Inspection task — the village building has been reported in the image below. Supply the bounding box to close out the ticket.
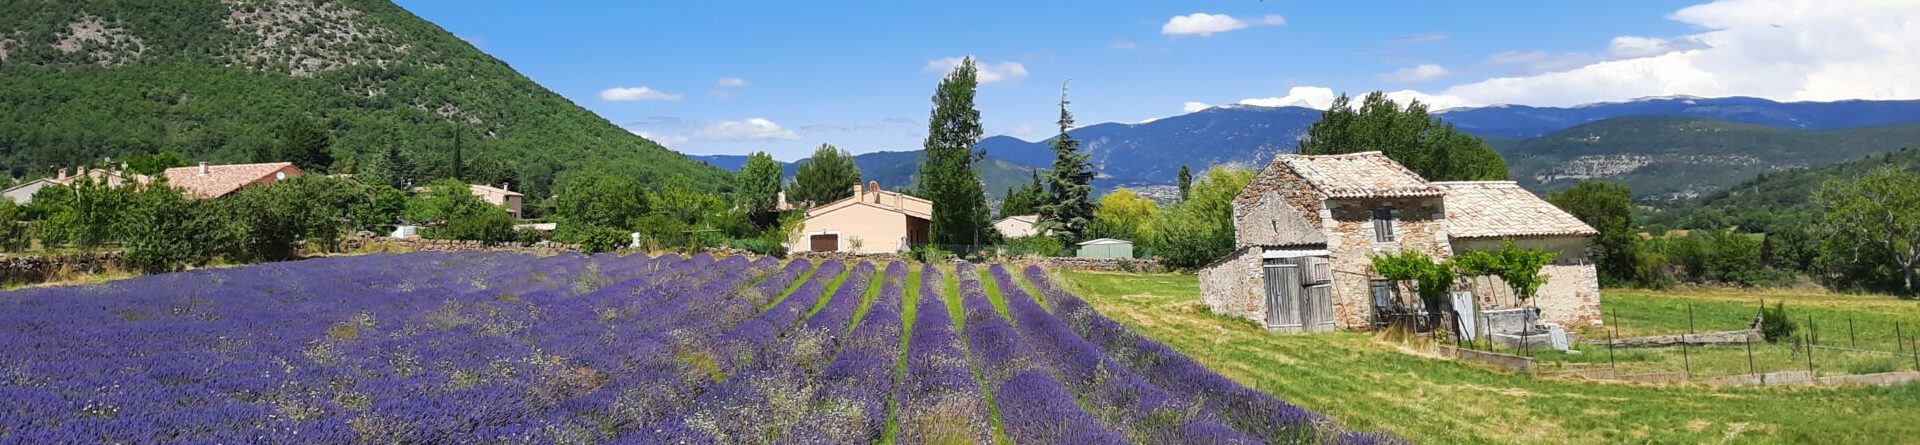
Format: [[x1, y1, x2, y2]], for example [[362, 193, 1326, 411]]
[[3, 167, 153, 204], [163, 162, 303, 199], [789, 181, 932, 255], [1198, 152, 1601, 333], [992, 214, 1043, 238], [466, 184, 525, 218], [1432, 181, 1602, 327]]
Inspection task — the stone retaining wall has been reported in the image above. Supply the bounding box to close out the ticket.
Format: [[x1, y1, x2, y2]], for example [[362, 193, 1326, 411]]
[[1017, 257, 1164, 273], [1439, 346, 1535, 374], [0, 252, 122, 284], [340, 237, 583, 256], [1609, 328, 1761, 348]]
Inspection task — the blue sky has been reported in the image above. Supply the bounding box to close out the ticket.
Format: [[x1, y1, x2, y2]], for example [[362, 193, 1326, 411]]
[[394, 0, 1920, 160]]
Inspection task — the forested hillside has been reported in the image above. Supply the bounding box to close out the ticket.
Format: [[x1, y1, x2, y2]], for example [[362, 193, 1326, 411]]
[[691, 151, 1039, 201], [0, 0, 727, 198], [1643, 148, 1920, 232], [1499, 117, 1920, 198]]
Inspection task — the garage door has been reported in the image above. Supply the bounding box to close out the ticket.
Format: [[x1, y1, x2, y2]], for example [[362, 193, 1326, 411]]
[[809, 234, 839, 252]]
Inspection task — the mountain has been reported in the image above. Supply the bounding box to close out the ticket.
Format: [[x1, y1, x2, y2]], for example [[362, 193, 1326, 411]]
[[0, 0, 727, 198], [977, 105, 1321, 189], [1642, 147, 1920, 232], [1438, 96, 1920, 139], [1499, 117, 1920, 199], [690, 151, 1040, 202]]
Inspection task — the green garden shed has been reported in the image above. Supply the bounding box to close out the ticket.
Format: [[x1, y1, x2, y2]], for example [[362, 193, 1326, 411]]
[[1075, 238, 1134, 259]]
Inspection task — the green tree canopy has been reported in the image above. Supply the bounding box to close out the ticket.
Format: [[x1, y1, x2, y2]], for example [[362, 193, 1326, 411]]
[[1177, 165, 1193, 201], [1818, 166, 1920, 295], [999, 172, 1046, 218], [1089, 187, 1157, 242], [267, 118, 335, 172], [1147, 166, 1255, 269], [790, 144, 862, 208], [120, 182, 238, 273], [1298, 91, 1509, 181], [555, 172, 651, 230], [1548, 181, 1638, 286], [918, 57, 990, 246], [734, 151, 783, 228]]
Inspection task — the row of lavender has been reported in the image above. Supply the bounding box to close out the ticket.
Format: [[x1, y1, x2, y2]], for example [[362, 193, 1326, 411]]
[[0, 253, 1388, 444]]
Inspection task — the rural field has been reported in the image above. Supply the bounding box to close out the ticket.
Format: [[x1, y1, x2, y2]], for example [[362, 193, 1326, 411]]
[[0, 252, 1398, 444], [1056, 271, 1920, 444]]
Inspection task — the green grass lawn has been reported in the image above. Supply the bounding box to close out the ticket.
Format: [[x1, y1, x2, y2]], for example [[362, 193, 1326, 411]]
[[1056, 270, 1920, 444]]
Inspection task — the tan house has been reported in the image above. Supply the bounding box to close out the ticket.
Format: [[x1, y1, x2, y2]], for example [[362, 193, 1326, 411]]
[[163, 162, 303, 199], [790, 181, 932, 255], [1198, 152, 1600, 332], [993, 214, 1043, 238], [4, 167, 154, 204], [1433, 181, 1601, 326], [467, 184, 525, 218]]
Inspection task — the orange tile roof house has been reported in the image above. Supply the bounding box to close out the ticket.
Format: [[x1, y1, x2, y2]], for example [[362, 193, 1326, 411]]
[[467, 184, 525, 218], [163, 162, 303, 199], [790, 181, 932, 255], [1198, 152, 1600, 333]]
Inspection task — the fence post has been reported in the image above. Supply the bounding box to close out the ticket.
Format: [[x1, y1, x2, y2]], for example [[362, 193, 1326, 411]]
[[1746, 331, 1757, 384], [1898, 322, 1906, 354], [1806, 332, 1816, 378], [1849, 315, 1857, 350], [1607, 324, 1617, 376], [1681, 304, 1694, 379]]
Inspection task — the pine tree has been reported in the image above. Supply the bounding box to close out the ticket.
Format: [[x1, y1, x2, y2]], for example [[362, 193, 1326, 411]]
[[999, 171, 1045, 217], [1298, 91, 1508, 181], [1177, 165, 1193, 201], [1038, 83, 1096, 241], [790, 143, 862, 207], [918, 57, 989, 247]]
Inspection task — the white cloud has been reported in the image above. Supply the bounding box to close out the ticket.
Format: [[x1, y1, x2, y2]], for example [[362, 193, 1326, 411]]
[[710, 77, 748, 98], [694, 118, 801, 141], [923, 57, 1029, 83], [1380, 64, 1451, 82], [1392, 33, 1448, 44], [630, 129, 688, 147], [599, 86, 683, 102], [1234, 86, 1476, 111], [1008, 124, 1039, 139], [1161, 13, 1284, 36], [1449, 0, 1920, 106], [1182, 101, 1211, 113], [1109, 40, 1138, 50]]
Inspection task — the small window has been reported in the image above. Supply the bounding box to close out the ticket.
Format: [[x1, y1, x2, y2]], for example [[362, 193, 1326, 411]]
[[1371, 207, 1396, 242], [1370, 279, 1398, 309]]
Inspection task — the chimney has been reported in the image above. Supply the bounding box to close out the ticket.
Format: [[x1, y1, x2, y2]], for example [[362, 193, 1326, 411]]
[[198, 162, 210, 176], [57, 168, 67, 181]]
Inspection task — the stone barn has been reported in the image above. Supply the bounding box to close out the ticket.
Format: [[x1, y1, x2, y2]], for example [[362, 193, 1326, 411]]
[[1432, 181, 1602, 327], [1198, 152, 1602, 332]]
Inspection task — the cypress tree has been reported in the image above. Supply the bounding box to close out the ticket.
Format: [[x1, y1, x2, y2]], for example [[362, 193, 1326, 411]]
[[1038, 83, 1096, 241], [450, 127, 464, 181], [918, 57, 989, 247]]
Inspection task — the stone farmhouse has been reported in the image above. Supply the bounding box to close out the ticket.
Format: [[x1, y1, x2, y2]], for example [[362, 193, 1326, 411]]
[[466, 183, 525, 218], [789, 181, 932, 255], [1199, 152, 1600, 333]]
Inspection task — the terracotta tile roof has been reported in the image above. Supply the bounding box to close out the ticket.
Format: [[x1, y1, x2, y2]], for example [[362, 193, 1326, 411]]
[[162, 162, 300, 198], [1277, 152, 1443, 198], [1434, 181, 1598, 239]]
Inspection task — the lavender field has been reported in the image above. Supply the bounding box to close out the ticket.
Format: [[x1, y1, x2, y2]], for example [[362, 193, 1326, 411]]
[[0, 252, 1390, 444]]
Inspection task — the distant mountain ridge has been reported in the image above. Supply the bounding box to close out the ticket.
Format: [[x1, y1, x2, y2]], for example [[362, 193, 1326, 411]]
[[690, 151, 1039, 201], [1437, 96, 1920, 139]]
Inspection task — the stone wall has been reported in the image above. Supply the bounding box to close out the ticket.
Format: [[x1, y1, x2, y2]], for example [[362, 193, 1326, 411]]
[[1453, 237, 1603, 327], [1609, 328, 1760, 348], [1323, 196, 1451, 330], [0, 252, 121, 284], [1018, 257, 1164, 273], [1233, 162, 1327, 246], [1198, 246, 1266, 324]]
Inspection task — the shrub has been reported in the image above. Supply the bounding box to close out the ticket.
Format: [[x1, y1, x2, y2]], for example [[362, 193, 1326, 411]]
[[1760, 302, 1797, 343], [120, 186, 238, 274], [573, 226, 630, 253], [725, 237, 784, 257], [510, 227, 547, 246], [908, 245, 952, 262]]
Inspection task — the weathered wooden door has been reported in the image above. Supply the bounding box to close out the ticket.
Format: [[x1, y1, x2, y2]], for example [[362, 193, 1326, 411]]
[[1263, 259, 1303, 332], [1303, 284, 1335, 332], [809, 234, 839, 252]]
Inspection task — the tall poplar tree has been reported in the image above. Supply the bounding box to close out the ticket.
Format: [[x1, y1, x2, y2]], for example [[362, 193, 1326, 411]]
[[1177, 165, 1193, 201], [1038, 83, 1096, 241], [918, 58, 989, 247]]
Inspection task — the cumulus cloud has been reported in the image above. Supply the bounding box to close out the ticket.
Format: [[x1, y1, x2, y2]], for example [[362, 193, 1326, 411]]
[[1161, 13, 1284, 36], [1450, 0, 1920, 106], [694, 118, 801, 141], [923, 57, 1029, 83], [1183, 102, 1211, 113], [1007, 124, 1039, 139], [630, 129, 688, 147], [1234, 86, 1476, 110], [800, 117, 918, 133], [599, 86, 683, 102], [1380, 64, 1451, 82]]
